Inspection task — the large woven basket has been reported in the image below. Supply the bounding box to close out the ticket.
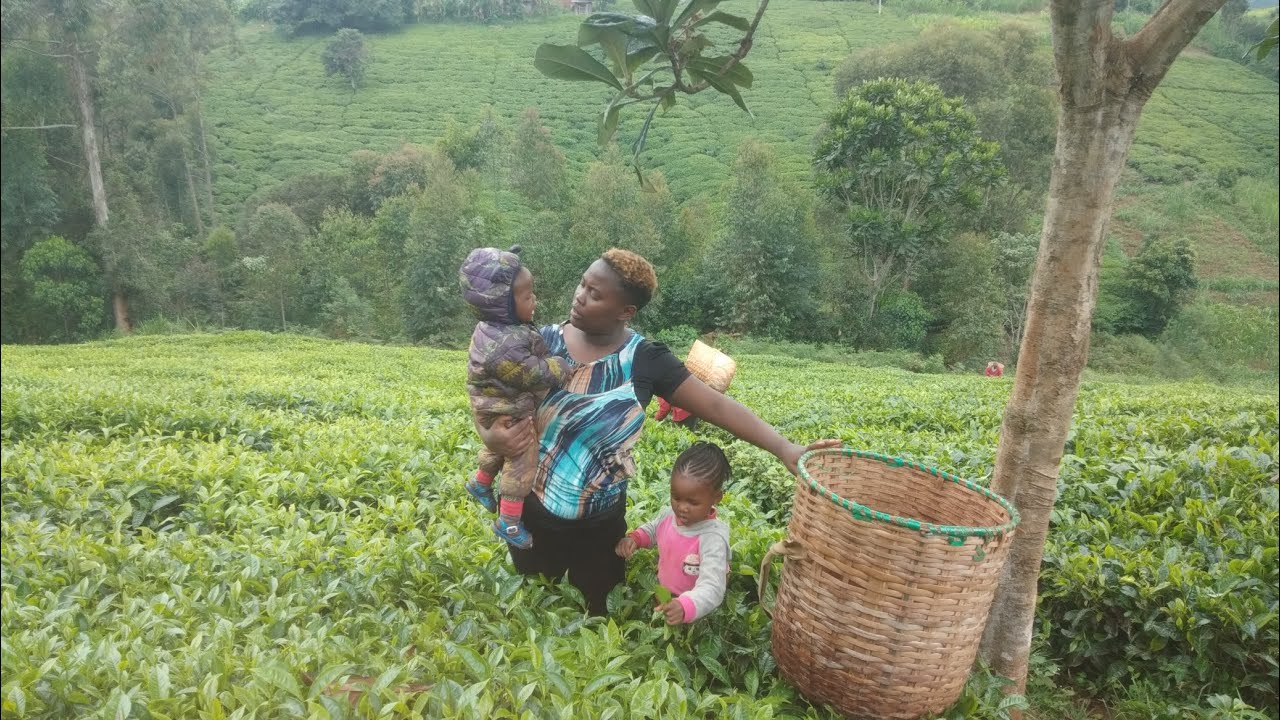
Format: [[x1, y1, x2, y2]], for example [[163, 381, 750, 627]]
[[685, 340, 737, 393], [759, 449, 1020, 719]]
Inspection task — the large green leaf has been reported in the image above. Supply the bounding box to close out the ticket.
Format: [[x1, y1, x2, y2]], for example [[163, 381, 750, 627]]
[[693, 10, 750, 31], [688, 67, 751, 114], [632, 0, 660, 18], [687, 56, 753, 88], [600, 100, 622, 145], [673, 0, 725, 28], [534, 44, 623, 90], [626, 44, 661, 73], [579, 25, 630, 71]]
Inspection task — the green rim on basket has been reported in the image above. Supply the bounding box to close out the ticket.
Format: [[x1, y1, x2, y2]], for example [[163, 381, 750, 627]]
[[797, 448, 1021, 545]]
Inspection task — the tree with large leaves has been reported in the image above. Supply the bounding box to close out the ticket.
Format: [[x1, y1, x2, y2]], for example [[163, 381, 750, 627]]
[[813, 78, 1006, 321], [978, 0, 1232, 698], [534, 0, 767, 181]]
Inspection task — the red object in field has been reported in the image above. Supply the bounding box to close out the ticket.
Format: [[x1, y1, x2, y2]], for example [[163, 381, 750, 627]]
[[984, 362, 1005, 377], [655, 397, 693, 423]]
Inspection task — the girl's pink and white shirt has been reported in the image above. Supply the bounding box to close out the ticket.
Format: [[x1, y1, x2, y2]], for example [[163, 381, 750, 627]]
[[630, 506, 730, 622]]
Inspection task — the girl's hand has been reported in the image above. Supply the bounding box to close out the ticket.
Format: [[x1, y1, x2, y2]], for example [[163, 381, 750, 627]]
[[778, 438, 843, 476], [615, 537, 638, 559], [655, 599, 685, 625], [475, 415, 535, 456]]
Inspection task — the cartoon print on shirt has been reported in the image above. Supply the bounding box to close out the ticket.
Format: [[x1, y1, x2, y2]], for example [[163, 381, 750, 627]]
[[682, 553, 701, 577]]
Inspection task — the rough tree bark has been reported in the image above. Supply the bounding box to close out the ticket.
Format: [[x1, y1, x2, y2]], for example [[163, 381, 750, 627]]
[[67, 36, 132, 333], [978, 0, 1227, 696]]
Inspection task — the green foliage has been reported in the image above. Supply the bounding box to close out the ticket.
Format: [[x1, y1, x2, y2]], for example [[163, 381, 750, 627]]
[[510, 107, 569, 209], [320, 276, 375, 338], [815, 78, 1006, 320], [938, 663, 1029, 720], [269, 0, 411, 33], [1123, 237, 1198, 334], [2, 334, 1274, 718], [413, 0, 549, 24], [17, 236, 104, 342], [242, 202, 308, 328], [922, 232, 1005, 366], [239, 170, 354, 233], [833, 21, 1055, 195], [1161, 300, 1279, 378], [1098, 237, 1198, 337], [400, 150, 506, 341], [535, 0, 767, 179], [322, 28, 370, 90], [437, 107, 509, 173], [1246, 15, 1278, 62], [1039, 403, 1279, 709], [703, 140, 819, 338], [536, 152, 673, 305], [860, 289, 932, 352]]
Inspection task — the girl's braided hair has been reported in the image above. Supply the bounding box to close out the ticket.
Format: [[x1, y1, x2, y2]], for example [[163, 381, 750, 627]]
[[672, 441, 732, 491], [601, 248, 657, 310]]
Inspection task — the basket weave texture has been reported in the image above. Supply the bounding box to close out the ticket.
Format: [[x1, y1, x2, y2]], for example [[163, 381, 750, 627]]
[[768, 449, 1018, 719], [685, 340, 736, 392]]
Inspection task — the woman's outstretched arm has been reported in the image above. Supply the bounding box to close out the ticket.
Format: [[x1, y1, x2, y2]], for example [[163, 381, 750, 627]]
[[668, 377, 840, 475]]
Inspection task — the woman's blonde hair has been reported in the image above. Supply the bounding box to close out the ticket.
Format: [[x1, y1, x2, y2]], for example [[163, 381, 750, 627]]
[[601, 248, 657, 309]]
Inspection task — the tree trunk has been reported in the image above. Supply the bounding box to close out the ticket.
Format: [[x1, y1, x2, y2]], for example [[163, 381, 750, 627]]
[[194, 89, 218, 225], [180, 142, 206, 236], [68, 38, 132, 334], [68, 43, 108, 228], [978, 0, 1227, 697]]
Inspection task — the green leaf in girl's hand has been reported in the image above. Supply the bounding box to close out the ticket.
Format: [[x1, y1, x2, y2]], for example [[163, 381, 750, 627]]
[[655, 586, 672, 604]]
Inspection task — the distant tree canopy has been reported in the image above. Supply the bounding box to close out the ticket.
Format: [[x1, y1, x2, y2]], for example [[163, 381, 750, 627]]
[[322, 29, 370, 89], [834, 22, 1056, 229]]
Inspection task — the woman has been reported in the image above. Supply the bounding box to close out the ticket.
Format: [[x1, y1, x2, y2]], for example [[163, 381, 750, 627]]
[[475, 248, 838, 615]]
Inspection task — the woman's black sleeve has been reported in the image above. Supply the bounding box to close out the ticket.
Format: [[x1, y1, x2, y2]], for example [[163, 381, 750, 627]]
[[632, 340, 692, 408]]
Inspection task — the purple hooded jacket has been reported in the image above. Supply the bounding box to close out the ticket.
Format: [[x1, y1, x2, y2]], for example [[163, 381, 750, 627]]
[[459, 246, 570, 422]]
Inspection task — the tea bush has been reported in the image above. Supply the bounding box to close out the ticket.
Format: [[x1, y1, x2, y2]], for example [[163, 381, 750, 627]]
[[2, 333, 1276, 717]]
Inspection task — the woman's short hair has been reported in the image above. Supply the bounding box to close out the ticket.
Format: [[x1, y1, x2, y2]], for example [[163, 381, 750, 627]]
[[601, 248, 657, 310], [672, 441, 732, 491]]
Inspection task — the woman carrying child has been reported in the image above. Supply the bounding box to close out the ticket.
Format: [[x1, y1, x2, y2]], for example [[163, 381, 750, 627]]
[[474, 248, 838, 615]]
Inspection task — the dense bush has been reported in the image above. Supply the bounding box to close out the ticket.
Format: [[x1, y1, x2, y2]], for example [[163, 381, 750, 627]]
[[1041, 402, 1278, 709]]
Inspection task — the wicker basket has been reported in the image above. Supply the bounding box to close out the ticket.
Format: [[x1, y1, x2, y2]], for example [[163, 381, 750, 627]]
[[685, 340, 737, 393], [758, 449, 1020, 719]]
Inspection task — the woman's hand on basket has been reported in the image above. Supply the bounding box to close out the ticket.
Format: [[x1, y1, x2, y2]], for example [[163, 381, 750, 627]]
[[779, 439, 843, 476], [475, 415, 535, 456]]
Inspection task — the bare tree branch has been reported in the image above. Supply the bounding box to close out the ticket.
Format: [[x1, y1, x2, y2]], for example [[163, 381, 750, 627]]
[[2, 123, 77, 130], [1126, 0, 1228, 91], [6, 39, 74, 58]]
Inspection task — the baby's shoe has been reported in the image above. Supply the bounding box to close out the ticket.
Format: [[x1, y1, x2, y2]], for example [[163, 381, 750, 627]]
[[465, 475, 497, 513], [493, 517, 533, 549]]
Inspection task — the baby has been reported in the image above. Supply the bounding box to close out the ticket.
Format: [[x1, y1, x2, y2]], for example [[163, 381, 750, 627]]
[[616, 442, 732, 624], [459, 245, 569, 549]]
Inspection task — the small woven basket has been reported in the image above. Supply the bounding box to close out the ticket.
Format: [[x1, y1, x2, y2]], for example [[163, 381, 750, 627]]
[[758, 449, 1019, 719], [685, 340, 737, 393]]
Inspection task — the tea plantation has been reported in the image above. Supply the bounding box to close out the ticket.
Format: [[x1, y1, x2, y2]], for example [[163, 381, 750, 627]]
[[2, 333, 1276, 718], [203, 2, 1280, 295]]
